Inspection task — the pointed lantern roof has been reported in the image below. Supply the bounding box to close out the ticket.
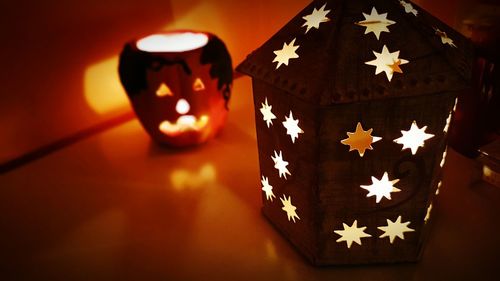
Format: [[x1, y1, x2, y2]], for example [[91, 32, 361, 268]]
[[237, 0, 474, 105]]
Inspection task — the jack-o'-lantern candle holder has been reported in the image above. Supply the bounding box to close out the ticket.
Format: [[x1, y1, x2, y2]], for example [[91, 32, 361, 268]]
[[119, 31, 233, 147], [238, 0, 473, 265]]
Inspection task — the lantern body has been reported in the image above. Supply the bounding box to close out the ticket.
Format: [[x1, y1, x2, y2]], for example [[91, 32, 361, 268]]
[[119, 31, 232, 147], [238, 0, 473, 265], [251, 82, 457, 264]]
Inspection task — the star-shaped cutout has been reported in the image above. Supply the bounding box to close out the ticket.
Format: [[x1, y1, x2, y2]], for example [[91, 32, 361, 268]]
[[365, 45, 409, 82], [394, 121, 435, 155], [341, 122, 382, 157], [260, 98, 276, 128], [302, 3, 331, 34], [282, 111, 304, 143], [399, 1, 418, 16], [280, 195, 300, 223], [424, 203, 433, 223], [361, 172, 401, 203], [355, 7, 396, 40], [273, 38, 300, 69], [261, 176, 276, 202], [272, 150, 291, 179], [435, 28, 457, 48], [389, 59, 404, 74], [378, 216, 415, 243], [334, 220, 372, 248]]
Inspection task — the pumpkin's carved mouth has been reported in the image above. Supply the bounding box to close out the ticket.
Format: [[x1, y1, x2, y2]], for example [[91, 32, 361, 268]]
[[159, 115, 209, 137]]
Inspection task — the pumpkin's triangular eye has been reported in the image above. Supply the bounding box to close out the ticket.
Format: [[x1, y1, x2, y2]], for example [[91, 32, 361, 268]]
[[156, 83, 174, 97], [193, 78, 205, 91]]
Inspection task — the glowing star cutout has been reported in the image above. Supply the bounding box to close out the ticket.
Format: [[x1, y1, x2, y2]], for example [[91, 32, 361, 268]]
[[435, 28, 457, 48], [399, 1, 418, 16], [378, 216, 415, 243], [365, 45, 409, 81], [193, 78, 205, 91], [156, 83, 173, 97], [389, 59, 404, 74], [361, 172, 401, 203], [424, 204, 433, 223], [394, 121, 435, 155], [341, 122, 381, 157], [355, 7, 396, 40], [365, 45, 409, 82], [272, 150, 291, 179], [261, 176, 276, 202], [334, 220, 371, 249], [302, 3, 331, 34], [280, 195, 300, 223], [273, 38, 300, 69], [282, 111, 304, 143], [260, 98, 277, 128]]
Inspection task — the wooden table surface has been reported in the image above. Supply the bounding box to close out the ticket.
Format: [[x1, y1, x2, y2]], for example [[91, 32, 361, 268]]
[[1, 77, 500, 281]]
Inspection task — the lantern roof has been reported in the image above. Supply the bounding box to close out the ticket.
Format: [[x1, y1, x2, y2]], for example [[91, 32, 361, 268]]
[[237, 0, 474, 105]]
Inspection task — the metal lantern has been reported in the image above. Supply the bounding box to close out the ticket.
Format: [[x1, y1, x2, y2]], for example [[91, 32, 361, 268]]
[[237, 0, 473, 265]]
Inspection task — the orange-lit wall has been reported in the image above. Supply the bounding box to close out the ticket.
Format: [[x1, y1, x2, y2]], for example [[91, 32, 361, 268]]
[[0, 0, 481, 163]]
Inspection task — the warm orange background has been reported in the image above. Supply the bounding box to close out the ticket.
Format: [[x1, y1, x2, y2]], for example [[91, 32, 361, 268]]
[[0, 0, 484, 163], [1, 1, 499, 280]]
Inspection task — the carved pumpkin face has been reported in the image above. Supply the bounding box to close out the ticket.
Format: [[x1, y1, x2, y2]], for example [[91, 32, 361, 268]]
[[119, 31, 233, 147]]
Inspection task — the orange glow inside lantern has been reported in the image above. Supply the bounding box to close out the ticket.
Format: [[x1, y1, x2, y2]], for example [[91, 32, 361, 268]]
[[118, 31, 233, 147]]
